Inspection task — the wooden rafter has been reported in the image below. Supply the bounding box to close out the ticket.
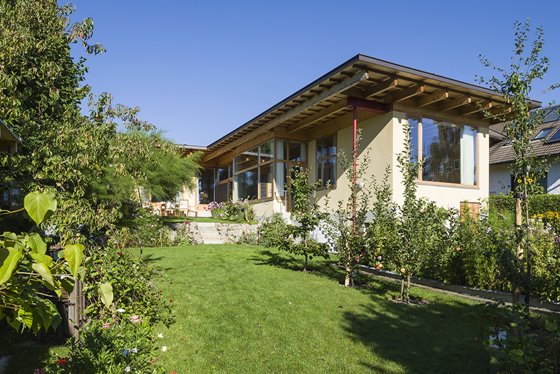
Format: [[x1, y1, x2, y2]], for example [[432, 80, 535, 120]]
[[417, 90, 449, 107], [385, 84, 425, 103], [439, 96, 472, 112], [460, 101, 492, 116], [354, 77, 398, 99], [287, 100, 348, 133], [203, 70, 369, 161]]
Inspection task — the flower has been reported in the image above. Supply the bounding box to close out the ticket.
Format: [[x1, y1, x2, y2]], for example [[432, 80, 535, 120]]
[[169, 299, 174, 303], [157, 333, 164, 338], [56, 358, 68, 366], [161, 346, 168, 352], [130, 315, 141, 323], [124, 366, 131, 372], [132, 348, 138, 354], [117, 308, 125, 313], [122, 348, 130, 356], [102, 322, 110, 329]]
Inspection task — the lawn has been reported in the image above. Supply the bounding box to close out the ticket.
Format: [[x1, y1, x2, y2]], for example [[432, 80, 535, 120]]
[[147, 244, 491, 373]]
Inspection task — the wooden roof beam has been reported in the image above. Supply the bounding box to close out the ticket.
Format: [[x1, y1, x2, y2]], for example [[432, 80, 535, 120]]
[[287, 100, 348, 133], [439, 96, 472, 112], [203, 70, 369, 161], [385, 84, 425, 103], [417, 90, 449, 107], [359, 77, 398, 98], [460, 101, 493, 116]]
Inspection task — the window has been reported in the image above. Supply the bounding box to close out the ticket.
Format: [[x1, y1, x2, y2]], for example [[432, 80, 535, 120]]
[[547, 128, 560, 143], [275, 140, 307, 197], [409, 117, 477, 185], [234, 140, 274, 200], [316, 135, 337, 187], [534, 127, 553, 140]]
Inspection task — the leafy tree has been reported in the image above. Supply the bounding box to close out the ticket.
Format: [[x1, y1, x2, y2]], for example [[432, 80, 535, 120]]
[[0, 2, 199, 242], [0, 191, 84, 332], [478, 20, 558, 302], [280, 166, 328, 271]]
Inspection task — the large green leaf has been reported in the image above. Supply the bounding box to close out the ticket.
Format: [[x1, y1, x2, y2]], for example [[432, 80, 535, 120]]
[[27, 233, 47, 254], [63, 243, 84, 279], [0, 247, 23, 284], [24, 191, 57, 226], [99, 282, 113, 309], [32, 262, 55, 289], [30, 252, 53, 267]]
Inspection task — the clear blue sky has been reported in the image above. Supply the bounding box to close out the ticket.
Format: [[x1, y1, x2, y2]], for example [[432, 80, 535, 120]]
[[72, 0, 560, 146]]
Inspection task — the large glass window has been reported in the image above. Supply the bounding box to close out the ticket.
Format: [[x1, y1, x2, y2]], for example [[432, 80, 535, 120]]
[[316, 135, 337, 187], [234, 140, 274, 200], [409, 117, 477, 185]]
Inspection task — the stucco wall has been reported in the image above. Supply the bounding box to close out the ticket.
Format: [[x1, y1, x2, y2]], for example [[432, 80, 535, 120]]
[[489, 164, 511, 195], [315, 111, 395, 211], [252, 200, 275, 221]]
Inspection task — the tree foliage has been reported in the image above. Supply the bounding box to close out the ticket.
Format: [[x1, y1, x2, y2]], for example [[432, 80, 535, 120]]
[[0, 1, 199, 242]]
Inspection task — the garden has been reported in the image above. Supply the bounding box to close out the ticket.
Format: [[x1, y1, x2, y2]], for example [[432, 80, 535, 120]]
[[1, 2, 560, 374]]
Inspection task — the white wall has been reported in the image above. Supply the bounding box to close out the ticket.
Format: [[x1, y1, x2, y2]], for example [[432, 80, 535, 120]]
[[547, 163, 560, 194], [489, 164, 511, 195]]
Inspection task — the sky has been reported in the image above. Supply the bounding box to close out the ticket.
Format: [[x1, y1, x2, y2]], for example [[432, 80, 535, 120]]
[[71, 0, 560, 146]]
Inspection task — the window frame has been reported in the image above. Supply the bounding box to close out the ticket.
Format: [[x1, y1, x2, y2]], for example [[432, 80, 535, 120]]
[[409, 115, 480, 189], [316, 134, 337, 188], [233, 140, 274, 201]]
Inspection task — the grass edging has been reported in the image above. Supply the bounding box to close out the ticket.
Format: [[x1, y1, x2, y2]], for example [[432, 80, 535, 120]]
[[355, 264, 560, 313]]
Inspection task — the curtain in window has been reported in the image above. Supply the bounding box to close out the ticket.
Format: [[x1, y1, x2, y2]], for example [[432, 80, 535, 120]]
[[460, 126, 476, 185]]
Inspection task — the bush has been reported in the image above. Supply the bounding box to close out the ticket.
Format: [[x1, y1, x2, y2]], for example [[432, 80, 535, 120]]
[[82, 245, 174, 326], [45, 318, 166, 373], [483, 303, 560, 373], [259, 214, 290, 248], [209, 200, 255, 222], [489, 194, 560, 216]]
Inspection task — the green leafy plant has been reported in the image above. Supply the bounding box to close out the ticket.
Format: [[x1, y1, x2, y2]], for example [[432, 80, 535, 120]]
[[82, 245, 174, 327], [0, 191, 84, 332], [259, 213, 291, 248], [44, 318, 166, 373]]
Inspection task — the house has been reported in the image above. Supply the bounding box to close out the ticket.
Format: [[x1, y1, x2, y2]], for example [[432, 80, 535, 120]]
[[0, 119, 22, 209], [489, 105, 560, 194], [178, 54, 536, 218]]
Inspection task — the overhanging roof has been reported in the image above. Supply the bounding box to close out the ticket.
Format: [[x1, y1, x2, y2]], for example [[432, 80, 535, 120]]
[[203, 54, 541, 163], [0, 119, 22, 144]]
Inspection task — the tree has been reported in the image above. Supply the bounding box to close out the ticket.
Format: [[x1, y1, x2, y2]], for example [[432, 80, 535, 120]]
[[478, 20, 558, 303], [0, 2, 199, 242], [281, 166, 328, 271]]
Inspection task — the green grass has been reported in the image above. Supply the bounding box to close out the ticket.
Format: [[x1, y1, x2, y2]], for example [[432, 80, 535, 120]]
[[145, 245, 491, 373]]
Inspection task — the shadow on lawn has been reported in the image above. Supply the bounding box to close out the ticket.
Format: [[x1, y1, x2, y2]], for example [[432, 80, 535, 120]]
[[253, 249, 492, 373], [251, 249, 344, 282], [342, 290, 491, 373]]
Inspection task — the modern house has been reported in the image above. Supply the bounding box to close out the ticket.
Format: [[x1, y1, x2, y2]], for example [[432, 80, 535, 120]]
[[489, 105, 560, 194], [175, 54, 536, 218]]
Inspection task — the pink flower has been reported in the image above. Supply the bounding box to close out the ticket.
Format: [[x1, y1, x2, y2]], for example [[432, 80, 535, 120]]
[[130, 315, 141, 323], [102, 322, 110, 329]]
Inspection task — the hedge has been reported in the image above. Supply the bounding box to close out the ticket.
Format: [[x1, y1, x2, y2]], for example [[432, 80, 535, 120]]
[[489, 194, 560, 215]]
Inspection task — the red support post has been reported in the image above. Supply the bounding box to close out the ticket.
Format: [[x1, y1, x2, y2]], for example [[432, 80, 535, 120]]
[[352, 106, 357, 234]]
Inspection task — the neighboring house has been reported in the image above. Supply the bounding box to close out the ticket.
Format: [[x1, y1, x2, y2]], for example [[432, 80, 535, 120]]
[[489, 105, 560, 195], [0, 119, 22, 209], [178, 54, 536, 218]]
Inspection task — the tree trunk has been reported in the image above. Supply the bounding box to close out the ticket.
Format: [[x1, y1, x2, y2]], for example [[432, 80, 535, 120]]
[[303, 253, 308, 272], [400, 276, 405, 302], [513, 196, 523, 304], [406, 274, 411, 304], [345, 265, 353, 287]]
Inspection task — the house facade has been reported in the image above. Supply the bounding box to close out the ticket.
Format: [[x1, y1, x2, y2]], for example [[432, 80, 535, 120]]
[[489, 105, 560, 195], [176, 55, 534, 219]]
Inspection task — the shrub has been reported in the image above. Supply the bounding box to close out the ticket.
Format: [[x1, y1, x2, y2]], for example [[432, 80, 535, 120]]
[[489, 194, 560, 216], [483, 303, 560, 373], [45, 318, 166, 373], [82, 246, 174, 326], [209, 200, 255, 222], [259, 214, 290, 248]]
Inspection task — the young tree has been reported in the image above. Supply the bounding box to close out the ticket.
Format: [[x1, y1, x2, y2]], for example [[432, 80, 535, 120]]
[[281, 166, 328, 271], [478, 20, 558, 303]]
